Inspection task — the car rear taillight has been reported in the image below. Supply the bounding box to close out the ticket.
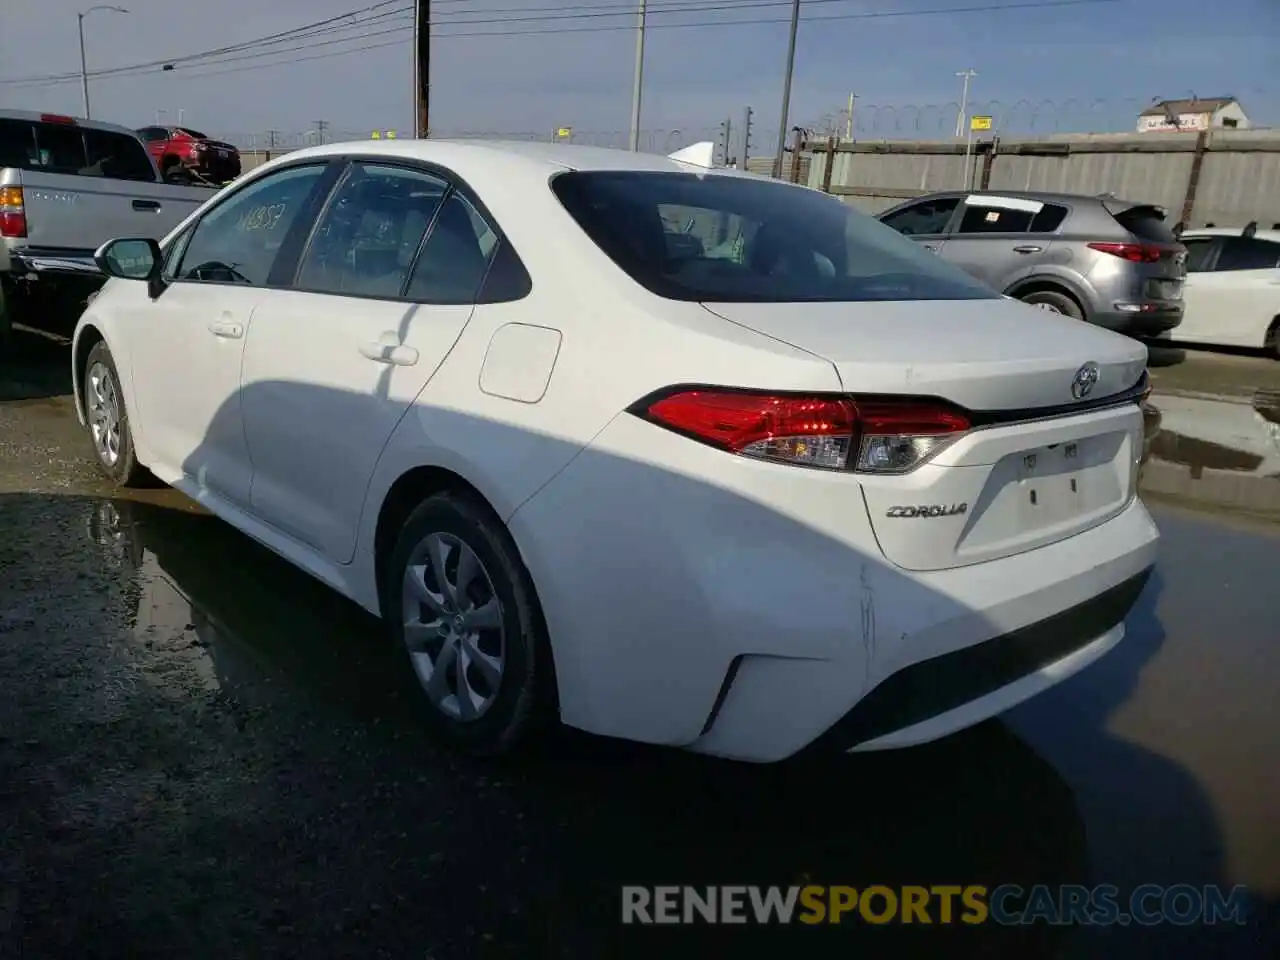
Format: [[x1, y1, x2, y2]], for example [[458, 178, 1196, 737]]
[[0, 186, 27, 238], [1088, 241, 1164, 264], [635, 388, 970, 474]]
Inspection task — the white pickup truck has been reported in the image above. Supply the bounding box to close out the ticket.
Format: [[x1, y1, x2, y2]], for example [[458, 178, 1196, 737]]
[[1, 109, 217, 347]]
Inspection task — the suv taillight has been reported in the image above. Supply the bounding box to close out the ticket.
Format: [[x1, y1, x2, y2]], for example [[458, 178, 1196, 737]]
[[1088, 241, 1164, 264], [633, 388, 970, 474], [0, 186, 27, 238]]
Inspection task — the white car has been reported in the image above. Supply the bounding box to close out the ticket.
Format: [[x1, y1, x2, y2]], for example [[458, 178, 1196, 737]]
[[71, 139, 1158, 762], [1167, 225, 1280, 357]]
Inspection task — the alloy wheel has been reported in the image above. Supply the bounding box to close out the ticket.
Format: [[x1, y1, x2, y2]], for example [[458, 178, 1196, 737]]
[[86, 361, 122, 467], [401, 532, 506, 721]]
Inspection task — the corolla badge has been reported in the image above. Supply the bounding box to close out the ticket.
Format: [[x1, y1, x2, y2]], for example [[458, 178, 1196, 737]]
[[1071, 362, 1100, 400]]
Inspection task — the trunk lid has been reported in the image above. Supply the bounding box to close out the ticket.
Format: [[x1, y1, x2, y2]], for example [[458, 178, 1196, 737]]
[[701, 297, 1148, 571], [700, 298, 1148, 409]]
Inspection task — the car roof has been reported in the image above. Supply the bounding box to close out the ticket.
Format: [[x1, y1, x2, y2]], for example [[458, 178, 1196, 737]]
[[1181, 227, 1280, 243], [0, 107, 143, 140], [264, 137, 772, 182]]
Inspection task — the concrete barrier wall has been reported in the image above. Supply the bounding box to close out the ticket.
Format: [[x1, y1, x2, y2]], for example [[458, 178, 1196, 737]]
[[803, 128, 1280, 226]]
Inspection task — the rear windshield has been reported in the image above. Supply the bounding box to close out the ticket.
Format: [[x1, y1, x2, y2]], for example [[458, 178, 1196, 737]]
[[1111, 204, 1178, 244], [550, 171, 998, 303], [177, 128, 208, 140], [0, 118, 155, 182]]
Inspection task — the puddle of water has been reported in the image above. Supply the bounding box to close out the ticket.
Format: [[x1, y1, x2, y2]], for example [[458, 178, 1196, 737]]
[[1141, 390, 1280, 520]]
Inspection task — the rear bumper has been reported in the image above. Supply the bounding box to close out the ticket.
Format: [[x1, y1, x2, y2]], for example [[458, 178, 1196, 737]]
[[1091, 303, 1183, 336], [511, 410, 1160, 763]]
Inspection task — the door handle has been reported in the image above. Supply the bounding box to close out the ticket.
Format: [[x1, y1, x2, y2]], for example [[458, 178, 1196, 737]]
[[921, 244, 940, 254], [1013, 245, 1042, 254], [208, 318, 243, 339], [359, 338, 419, 366], [132, 199, 162, 211]]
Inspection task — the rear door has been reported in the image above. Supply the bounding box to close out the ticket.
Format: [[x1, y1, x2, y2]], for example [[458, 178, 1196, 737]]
[[877, 195, 960, 257], [240, 161, 499, 562], [1104, 200, 1187, 299], [936, 195, 1066, 290]]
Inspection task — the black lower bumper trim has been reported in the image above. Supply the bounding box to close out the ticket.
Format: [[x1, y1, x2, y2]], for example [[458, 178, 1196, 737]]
[[819, 568, 1153, 751]]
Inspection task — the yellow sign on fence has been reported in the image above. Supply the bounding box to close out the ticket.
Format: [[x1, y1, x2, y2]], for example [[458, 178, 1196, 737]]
[[556, 127, 573, 140], [970, 115, 993, 131]]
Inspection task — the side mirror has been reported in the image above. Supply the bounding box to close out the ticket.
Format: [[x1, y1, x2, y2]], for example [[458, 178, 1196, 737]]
[[94, 237, 166, 298]]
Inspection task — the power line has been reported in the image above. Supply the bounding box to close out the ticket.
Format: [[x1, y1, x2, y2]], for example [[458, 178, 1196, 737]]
[[1, 0, 1118, 89]]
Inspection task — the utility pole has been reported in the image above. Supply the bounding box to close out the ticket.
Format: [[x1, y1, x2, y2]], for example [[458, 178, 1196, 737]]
[[772, 0, 801, 178], [628, 0, 647, 151], [415, 0, 430, 137], [718, 115, 733, 166], [845, 91, 857, 140], [314, 120, 329, 144], [954, 68, 977, 137], [742, 106, 753, 165], [77, 5, 129, 120]]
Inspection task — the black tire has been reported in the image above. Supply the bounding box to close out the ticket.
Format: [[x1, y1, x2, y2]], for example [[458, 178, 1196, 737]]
[[83, 340, 148, 487], [1020, 289, 1084, 321], [1266, 318, 1280, 361], [386, 491, 554, 756]]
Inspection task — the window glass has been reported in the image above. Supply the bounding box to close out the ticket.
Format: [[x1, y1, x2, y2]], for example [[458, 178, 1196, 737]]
[[175, 165, 326, 286], [880, 197, 959, 236], [296, 163, 447, 298], [31, 123, 86, 175], [137, 127, 167, 143], [552, 172, 995, 304], [1181, 237, 1216, 272], [956, 202, 1035, 234], [82, 129, 156, 181], [406, 191, 499, 303], [1111, 205, 1177, 244], [0, 119, 37, 169], [177, 128, 208, 140], [1028, 203, 1069, 233], [1214, 237, 1280, 272]]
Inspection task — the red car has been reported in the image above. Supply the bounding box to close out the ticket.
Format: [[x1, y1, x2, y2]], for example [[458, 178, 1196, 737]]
[[136, 125, 241, 184]]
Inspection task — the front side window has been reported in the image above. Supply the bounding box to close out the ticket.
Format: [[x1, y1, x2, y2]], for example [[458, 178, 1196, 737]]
[[880, 197, 959, 237], [552, 172, 996, 303], [175, 164, 327, 286], [295, 163, 448, 298]]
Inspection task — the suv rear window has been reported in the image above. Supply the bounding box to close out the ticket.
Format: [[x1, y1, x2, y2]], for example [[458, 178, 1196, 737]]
[[551, 171, 997, 303], [1111, 204, 1178, 244], [0, 118, 155, 182]]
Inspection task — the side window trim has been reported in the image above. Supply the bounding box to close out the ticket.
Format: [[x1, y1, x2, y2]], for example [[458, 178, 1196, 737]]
[[397, 182, 456, 299], [168, 159, 342, 289]]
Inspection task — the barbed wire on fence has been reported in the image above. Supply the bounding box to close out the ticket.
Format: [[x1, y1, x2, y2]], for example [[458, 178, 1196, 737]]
[[227, 126, 723, 154], [799, 96, 1231, 139]]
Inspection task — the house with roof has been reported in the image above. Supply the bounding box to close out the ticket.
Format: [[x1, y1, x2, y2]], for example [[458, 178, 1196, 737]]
[[1137, 97, 1251, 133]]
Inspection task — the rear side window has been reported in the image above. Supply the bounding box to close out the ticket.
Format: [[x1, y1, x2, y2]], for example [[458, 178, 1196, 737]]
[[1029, 204, 1068, 233], [1213, 237, 1280, 272], [552, 171, 996, 304], [956, 202, 1036, 235], [1112, 205, 1177, 244], [0, 118, 154, 182], [83, 129, 156, 182]]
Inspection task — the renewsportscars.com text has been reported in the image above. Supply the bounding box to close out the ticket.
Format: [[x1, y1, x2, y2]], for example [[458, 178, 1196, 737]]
[[621, 884, 1251, 926]]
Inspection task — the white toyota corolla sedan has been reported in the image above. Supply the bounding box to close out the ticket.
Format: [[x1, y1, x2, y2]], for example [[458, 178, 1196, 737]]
[[72, 138, 1158, 762]]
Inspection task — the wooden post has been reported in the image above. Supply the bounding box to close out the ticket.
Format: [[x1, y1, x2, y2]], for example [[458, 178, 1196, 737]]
[[1180, 130, 1210, 227], [821, 135, 837, 192], [980, 137, 998, 190], [415, 0, 430, 137]]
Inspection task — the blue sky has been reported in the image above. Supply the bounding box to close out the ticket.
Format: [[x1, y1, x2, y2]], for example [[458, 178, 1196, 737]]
[[0, 0, 1275, 150]]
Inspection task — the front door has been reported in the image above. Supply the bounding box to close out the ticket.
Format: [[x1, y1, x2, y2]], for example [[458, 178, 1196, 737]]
[[240, 162, 500, 562], [127, 162, 333, 506]]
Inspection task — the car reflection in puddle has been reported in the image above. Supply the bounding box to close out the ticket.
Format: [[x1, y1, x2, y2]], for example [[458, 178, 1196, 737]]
[[67, 495, 1097, 958], [1141, 389, 1280, 519], [84, 497, 421, 723]]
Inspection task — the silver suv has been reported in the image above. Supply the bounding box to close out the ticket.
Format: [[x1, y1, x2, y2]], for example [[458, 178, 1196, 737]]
[[877, 191, 1187, 336]]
